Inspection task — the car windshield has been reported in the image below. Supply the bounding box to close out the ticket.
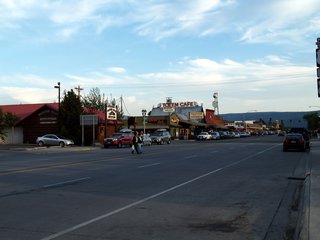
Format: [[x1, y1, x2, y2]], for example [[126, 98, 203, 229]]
[[110, 133, 122, 138], [151, 132, 163, 136]]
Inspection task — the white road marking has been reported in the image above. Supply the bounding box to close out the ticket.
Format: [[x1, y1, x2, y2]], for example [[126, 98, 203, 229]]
[[40, 144, 279, 240], [210, 150, 219, 153], [43, 177, 91, 189], [138, 163, 161, 168], [184, 155, 197, 159]]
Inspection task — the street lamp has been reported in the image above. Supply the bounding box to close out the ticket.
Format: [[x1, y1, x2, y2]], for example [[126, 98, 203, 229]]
[[142, 109, 147, 134], [54, 82, 61, 110], [54, 82, 61, 132]]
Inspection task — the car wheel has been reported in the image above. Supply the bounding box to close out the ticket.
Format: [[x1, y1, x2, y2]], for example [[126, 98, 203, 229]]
[[167, 139, 171, 144], [38, 141, 44, 147], [59, 142, 65, 147], [117, 142, 122, 148], [283, 147, 287, 152]]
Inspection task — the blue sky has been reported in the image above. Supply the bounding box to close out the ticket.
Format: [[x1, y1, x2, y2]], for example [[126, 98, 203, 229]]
[[0, 0, 320, 115]]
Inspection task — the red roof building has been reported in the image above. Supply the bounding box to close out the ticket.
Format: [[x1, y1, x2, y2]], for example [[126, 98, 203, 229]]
[[0, 103, 59, 144]]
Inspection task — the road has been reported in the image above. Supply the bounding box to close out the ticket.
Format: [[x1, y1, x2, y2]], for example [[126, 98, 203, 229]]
[[0, 135, 309, 240]]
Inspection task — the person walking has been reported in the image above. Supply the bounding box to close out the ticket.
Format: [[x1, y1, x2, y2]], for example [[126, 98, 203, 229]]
[[132, 131, 142, 154], [137, 131, 143, 154]]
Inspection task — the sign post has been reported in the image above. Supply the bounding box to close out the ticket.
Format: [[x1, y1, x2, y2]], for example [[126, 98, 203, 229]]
[[80, 115, 98, 146]]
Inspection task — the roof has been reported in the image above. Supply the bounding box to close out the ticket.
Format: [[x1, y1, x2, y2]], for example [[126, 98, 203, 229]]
[[150, 105, 204, 119], [0, 103, 58, 124]]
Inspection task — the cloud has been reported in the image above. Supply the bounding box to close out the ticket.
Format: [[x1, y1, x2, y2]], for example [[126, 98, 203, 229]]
[[0, 0, 318, 46], [106, 67, 126, 73], [0, 53, 316, 114], [0, 87, 57, 104], [0, 0, 237, 41], [238, 0, 320, 45]]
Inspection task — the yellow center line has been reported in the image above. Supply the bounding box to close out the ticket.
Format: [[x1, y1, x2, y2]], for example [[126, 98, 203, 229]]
[[0, 157, 124, 176]]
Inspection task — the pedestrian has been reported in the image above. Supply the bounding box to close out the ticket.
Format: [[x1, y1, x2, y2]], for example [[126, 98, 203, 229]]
[[137, 131, 143, 154], [132, 131, 142, 154]]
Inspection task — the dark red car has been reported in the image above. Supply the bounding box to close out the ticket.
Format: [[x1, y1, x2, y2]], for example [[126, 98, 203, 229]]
[[283, 133, 307, 152], [103, 132, 134, 148]]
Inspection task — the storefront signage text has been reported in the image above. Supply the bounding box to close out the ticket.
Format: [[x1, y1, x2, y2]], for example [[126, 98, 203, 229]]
[[158, 101, 198, 108]]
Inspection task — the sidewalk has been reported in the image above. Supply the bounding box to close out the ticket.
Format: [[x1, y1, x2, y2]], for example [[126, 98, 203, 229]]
[[0, 144, 100, 151], [309, 140, 320, 240]]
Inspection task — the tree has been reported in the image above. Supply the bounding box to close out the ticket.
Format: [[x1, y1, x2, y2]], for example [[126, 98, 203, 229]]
[[59, 89, 83, 145], [303, 112, 320, 131], [0, 109, 5, 142], [0, 110, 18, 143], [82, 87, 107, 112], [82, 87, 124, 120], [5, 112, 18, 144]]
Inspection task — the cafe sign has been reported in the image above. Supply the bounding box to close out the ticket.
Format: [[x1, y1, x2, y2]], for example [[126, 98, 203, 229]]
[[158, 101, 198, 108]]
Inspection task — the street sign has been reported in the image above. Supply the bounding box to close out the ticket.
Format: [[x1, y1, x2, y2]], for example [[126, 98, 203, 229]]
[[318, 78, 320, 98], [80, 115, 98, 125], [317, 49, 320, 67]]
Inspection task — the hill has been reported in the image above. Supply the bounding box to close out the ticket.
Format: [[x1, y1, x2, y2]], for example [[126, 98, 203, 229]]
[[220, 111, 318, 128]]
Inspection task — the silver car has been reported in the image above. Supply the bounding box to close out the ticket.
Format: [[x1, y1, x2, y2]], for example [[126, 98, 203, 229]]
[[36, 134, 74, 147]]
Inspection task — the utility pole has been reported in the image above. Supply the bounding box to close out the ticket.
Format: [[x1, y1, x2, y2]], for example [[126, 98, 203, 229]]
[[75, 85, 84, 98], [120, 95, 123, 114], [316, 38, 320, 97]]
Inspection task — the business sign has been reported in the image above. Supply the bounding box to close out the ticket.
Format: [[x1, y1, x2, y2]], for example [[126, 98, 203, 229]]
[[107, 107, 117, 120], [206, 109, 215, 124], [189, 112, 203, 119], [158, 101, 199, 108], [163, 107, 175, 113]]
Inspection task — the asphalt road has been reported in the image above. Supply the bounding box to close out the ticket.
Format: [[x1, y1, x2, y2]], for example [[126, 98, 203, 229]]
[[0, 135, 309, 240]]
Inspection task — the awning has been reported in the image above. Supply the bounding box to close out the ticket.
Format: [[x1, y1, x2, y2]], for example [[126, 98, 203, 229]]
[[178, 119, 207, 127]]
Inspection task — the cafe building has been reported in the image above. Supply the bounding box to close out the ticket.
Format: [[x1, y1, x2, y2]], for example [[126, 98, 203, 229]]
[[125, 99, 226, 139]]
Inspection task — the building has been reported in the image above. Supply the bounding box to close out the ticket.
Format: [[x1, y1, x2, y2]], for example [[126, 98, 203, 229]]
[[0, 103, 121, 145], [124, 99, 228, 139], [0, 103, 59, 144]]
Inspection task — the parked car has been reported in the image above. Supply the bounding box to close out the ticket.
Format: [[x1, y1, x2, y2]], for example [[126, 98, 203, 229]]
[[142, 134, 152, 146], [104, 132, 134, 148], [150, 130, 171, 144], [230, 132, 240, 138], [239, 131, 250, 137], [196, 132, 212, 140], [211, 131, 220, 140], [283, 133, 307, 152], [36, 134, 74, 147], [219, 131, 232, 139]]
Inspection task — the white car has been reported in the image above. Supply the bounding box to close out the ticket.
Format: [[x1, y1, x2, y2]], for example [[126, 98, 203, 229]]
[[211, 131, 220, 140], [230, 132, 240, 138], [197, 132, 212, 140], [36, 134, 74, 147]]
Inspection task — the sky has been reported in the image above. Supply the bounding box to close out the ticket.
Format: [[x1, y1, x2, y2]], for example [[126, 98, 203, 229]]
[[0, 0, 320, 116]]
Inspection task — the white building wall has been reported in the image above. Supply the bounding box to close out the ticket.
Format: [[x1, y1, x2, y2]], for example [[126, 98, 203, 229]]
[[1, 127, 23, 144]]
